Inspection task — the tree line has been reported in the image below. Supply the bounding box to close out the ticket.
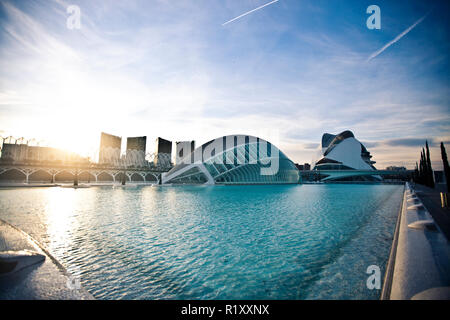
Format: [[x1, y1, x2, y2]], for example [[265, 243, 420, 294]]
[[412, 141, 450, 192]]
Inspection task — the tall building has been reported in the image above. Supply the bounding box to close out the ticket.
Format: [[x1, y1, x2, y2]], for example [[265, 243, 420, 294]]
[[154, 137, 172, 167], [99, 132, 122, 165], [175, 141, 195, 165], [126, 136, 147, 167]]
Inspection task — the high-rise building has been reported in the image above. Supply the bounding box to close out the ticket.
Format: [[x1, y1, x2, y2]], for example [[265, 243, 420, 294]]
[[99, 132, 122, 165], [126, 136, 147, 167], [175, 141, 195, 164], [127, 136, 147, 152], [154, 137, 172, 167]]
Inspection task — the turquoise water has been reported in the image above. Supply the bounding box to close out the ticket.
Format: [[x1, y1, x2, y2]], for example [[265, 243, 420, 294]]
[[0, 184, 403, 299]]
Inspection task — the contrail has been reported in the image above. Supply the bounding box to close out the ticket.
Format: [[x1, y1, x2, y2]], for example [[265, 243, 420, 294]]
[[367, 9, 432, 62], [222, 0, 279, 26]]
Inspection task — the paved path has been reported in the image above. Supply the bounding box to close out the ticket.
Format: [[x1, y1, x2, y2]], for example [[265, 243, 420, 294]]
[[0, 219, 94, 299], [413, 183, 450, 241]]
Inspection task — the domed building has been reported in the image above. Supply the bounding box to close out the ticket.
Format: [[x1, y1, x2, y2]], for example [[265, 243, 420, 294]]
[[161, 135, 299, 185]]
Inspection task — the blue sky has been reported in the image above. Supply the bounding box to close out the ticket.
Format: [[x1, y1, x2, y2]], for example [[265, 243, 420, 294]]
[[0, 0, 449, 168]]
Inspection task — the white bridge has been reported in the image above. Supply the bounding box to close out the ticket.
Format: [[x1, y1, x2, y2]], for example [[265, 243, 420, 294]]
[[0, 163, 169, 184]]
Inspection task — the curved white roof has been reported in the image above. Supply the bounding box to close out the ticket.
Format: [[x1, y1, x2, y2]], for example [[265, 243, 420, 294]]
[[162, 134, 299, 185]]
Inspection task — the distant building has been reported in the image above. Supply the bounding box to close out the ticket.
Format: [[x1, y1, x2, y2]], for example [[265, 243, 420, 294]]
[[175, 141, 195, 165], [154, 137, 172, 167], [0, 143, 86, 163], [155, 137, 172, 154], [312, 130, 380, 181], [127, 136, 146, 152], [126, 136, 147, 167], [295, 163, 311, 171], [1, 143, 28, 162], [386, 166, 407, 171], [99, 132, 121, 165]]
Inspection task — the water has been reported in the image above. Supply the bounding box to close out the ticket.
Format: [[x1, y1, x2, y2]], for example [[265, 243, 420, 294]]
[[0, 184, 403, 299]]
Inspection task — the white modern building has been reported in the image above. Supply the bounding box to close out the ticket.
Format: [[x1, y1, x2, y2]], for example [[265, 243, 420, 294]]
[[161, 135, 299, 185], [312, 130, 380, 181]]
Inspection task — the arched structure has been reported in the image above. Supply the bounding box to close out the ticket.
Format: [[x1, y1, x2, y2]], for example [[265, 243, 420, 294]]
[[162, 135, 299, 185], [0, 165, 164, 184]]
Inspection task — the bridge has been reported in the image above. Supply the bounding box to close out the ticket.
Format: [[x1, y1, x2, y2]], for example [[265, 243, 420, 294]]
[[0, 162, 170, 184], [0, 135, 173, 185], [300, 169, 412, 182]]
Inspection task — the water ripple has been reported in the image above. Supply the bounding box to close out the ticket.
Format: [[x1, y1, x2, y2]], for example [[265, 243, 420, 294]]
[[0, 184, 403, 299]]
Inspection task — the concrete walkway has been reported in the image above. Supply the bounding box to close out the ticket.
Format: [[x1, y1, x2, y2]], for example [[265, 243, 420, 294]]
[[413, 183, 450, 241], [386, 183, 450, 300], [0, 220, 94, 299]]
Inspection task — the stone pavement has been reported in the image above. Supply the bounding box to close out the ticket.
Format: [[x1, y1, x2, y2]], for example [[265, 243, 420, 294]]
[[412, 183, 450, 241], [0, 219, 94, 299]]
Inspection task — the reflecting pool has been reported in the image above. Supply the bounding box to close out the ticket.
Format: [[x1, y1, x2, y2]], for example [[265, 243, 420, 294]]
[[0, 184, 403, 299]]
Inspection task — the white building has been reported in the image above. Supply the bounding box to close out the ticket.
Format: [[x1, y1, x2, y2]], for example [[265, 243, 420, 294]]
[[312, 131, 380, 181]]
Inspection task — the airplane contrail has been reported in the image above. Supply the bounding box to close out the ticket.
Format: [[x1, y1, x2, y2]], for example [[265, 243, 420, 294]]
[[367, 9, 433, 62], [222, 0, 279, 26]]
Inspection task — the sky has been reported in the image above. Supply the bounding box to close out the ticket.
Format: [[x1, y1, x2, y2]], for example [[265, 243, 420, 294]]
[[0, 0, 449, 169]]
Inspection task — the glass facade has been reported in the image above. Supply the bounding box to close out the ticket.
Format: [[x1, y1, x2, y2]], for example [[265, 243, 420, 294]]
[[163, 135, 300, 185]]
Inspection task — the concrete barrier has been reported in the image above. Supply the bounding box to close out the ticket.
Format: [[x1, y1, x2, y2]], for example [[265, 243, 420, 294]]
[[0, 219, 94, 300], [382, 183, 450, 300]]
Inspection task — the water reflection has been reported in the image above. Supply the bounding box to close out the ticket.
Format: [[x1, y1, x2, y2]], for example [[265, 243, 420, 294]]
[[44, 188, 79, 257], [0, 184, 403, 299]]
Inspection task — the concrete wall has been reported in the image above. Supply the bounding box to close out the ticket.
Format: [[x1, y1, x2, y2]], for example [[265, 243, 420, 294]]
[[383, 183, 450, 300]]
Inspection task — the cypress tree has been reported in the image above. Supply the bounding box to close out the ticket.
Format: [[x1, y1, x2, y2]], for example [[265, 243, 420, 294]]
[[423, 148, 427, 185], [441, 142, 450, 192], [425, 141, 434, 188], [414, 162, 419, 183], [418, 152, 422, 183], [420, 149, 425, 184]]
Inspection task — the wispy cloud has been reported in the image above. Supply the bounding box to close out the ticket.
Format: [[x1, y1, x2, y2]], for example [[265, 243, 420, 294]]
[[222, 0, 279, 26], [0, 0, 448, 167], [367, 9, 433, 62]]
